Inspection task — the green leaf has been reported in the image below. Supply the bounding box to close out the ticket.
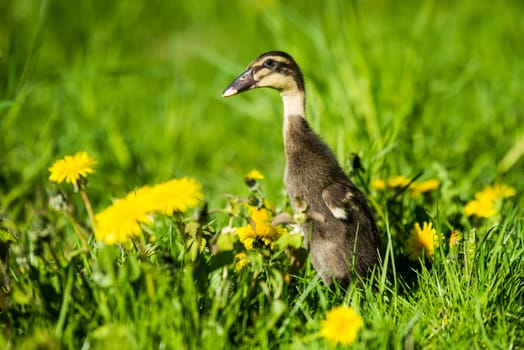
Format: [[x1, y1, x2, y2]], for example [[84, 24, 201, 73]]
[[216, 232, 237, 251], [276, 232, 303, 250], [0, 229, 16, 244]]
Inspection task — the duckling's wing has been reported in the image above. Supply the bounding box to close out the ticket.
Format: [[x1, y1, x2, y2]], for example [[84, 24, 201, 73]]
[[321, 182, 367, 222]]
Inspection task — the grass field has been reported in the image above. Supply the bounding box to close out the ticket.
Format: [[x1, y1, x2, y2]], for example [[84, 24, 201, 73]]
[[1, 0, 523, 348]]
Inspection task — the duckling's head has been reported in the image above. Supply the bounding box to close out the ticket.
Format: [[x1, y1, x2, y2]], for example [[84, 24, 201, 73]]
[[222, 51, 304, 98]]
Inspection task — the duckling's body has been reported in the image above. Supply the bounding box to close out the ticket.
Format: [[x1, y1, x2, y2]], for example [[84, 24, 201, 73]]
[[223, 51, 381, 286]]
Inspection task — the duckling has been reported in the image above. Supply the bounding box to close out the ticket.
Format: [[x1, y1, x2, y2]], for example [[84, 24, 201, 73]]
[[222, 51, 381, 286]]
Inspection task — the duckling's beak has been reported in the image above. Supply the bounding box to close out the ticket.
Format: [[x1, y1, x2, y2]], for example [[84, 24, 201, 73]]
[[222, 68, 258, 97]]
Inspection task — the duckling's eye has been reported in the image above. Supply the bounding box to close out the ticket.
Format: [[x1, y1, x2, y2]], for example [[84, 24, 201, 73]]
[[264, 59, 276, 68]]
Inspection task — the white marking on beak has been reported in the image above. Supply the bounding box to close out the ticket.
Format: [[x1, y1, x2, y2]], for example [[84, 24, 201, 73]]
[[222, 87, 238, 97]]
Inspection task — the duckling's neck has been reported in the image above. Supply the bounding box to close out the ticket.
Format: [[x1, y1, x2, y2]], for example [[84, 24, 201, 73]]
[[282, 91, 306, 119], [282, 90, 306, 139]]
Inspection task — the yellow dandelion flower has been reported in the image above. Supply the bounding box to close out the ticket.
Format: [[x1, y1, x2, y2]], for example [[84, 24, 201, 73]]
[[49, 151, 96, 186], [319, 306, 363, 345], [410, 179, 440, 197], [371, 179, 386, 190], [237, 227, 256, 250], [464, 199, 497, 218], [475, 183, 515, 202], [386, 175, 411, 188], [448, 230, 461, 258], [127, 185, 159, 212], [236, 206, 286, 250], [405, 221, 440, 261], [493, 183, 516, 198], [245, 169, 265, 181], [149, 177, 203, 215], [234, 252, 250, 270], [465, 183, 515, 218], [94, 178, 203, 245], [95, 191, 154, 245], [449, 230, 460, 247]]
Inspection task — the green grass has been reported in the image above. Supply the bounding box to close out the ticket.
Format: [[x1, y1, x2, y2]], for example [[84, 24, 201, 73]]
[[1, 0, 523, 348]]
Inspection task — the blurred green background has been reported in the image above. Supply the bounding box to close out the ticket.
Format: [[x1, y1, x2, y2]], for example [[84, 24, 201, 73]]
[[1, 0, 523, 220]]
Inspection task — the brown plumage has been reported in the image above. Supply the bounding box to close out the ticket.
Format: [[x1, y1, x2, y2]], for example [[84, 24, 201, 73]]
[[223, 51, 381, 286]]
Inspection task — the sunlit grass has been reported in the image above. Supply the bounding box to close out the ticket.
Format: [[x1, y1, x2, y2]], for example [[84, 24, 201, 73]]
[[1, 0, 523, 348]]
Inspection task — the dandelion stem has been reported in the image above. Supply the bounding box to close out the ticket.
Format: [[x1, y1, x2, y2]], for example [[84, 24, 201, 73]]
[[64, 212, 89, 250], [55, 265, 74, 339], [80, 188, 96, 234]]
